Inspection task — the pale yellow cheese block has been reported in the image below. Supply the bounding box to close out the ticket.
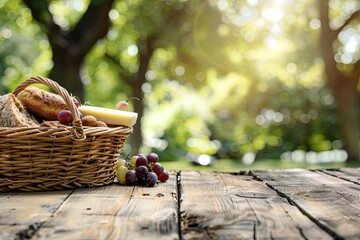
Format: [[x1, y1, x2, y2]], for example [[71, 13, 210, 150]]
[[78, 105, 138, 127]]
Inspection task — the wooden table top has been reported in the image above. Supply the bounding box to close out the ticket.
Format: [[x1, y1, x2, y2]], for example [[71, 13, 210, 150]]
[[1, 168, 359, 240]]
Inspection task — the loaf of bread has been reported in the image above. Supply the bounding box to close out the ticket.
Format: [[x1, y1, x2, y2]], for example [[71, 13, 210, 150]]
[[16, 87, 68, 121], [0, 93, 40, 127]]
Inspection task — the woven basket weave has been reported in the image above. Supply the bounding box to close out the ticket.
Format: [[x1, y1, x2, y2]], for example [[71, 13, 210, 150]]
[[0, 76, 133, 191]]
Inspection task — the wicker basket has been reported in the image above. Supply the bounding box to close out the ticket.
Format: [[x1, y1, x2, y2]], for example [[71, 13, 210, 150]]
[[0, 76, 133, 191]]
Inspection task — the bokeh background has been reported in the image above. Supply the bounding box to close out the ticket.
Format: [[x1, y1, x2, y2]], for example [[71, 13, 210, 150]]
[[1, 0, 359, 170]]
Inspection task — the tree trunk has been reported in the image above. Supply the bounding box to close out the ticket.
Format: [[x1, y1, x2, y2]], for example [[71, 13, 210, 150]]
[[49, 43, 84, 100], [319, 0, 360, 161], [24, 0, 114, 102], [127, 36, 157, 154], [334, 82, 359, 161], [130, 75, 144, 154]]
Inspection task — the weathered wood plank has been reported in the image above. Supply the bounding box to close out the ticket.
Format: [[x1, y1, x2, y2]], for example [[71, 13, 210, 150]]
[[180, 171, 332, 240], [1, 168, 358, 239], [0, 190, 72, 240], [32, 172, 179, 240], [252, 168, 360, 240], [321, 168, 360, 184]]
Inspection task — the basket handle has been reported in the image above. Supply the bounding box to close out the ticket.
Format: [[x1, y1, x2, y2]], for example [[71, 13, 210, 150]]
[[13, 76, 86, 140]]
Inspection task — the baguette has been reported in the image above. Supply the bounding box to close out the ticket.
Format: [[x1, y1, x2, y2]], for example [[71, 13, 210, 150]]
[[16, 86, 68, 121]]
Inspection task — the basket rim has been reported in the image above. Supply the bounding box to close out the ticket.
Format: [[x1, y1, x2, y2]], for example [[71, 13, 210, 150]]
[[0, 125, 133, 136], [13, 76, 86, 140]]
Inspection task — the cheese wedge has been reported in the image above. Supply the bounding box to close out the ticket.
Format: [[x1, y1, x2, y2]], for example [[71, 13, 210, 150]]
[[78, 105, 138, 127]]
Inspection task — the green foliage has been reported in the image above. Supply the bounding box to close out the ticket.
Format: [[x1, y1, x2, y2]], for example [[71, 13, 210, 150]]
[[0, 0, 49, 94], [1, 0, 358, 162]]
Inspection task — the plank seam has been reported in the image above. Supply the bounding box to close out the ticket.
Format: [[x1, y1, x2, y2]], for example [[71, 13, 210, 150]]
[[176, 171, 183, 240], [250, 172, 345, 240], [318, 169, 360, 185]]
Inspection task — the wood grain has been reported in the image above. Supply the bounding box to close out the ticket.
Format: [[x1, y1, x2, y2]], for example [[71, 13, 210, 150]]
[[321, 168, 360, 184], [252, 168, 360, 239], [180, 171, 332, 240], [0, 190, 72, 239], [32, 172, 179, 240], [1, 169, 359, 239]]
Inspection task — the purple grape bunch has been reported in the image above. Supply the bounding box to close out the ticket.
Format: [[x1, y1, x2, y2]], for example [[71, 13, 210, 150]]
[[116, 152, 169, 187]]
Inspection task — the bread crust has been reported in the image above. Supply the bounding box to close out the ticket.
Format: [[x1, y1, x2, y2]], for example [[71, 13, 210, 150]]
[[16, 87, 68, 121], [0, 93, 39, 127]]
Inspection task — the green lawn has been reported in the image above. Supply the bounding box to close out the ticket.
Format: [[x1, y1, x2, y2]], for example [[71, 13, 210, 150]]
[[162, 159, 360, 172]]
